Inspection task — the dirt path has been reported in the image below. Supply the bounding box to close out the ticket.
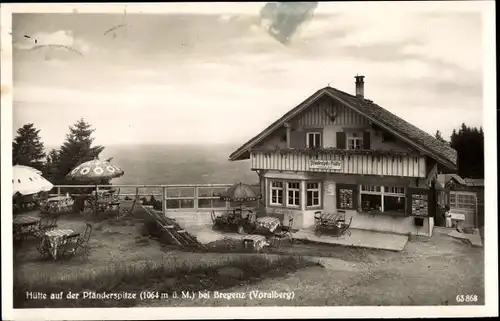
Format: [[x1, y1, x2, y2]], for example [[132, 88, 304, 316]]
[[138, 236, 484, 307]]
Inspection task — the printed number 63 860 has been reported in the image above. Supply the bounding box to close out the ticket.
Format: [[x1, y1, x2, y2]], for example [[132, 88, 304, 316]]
[[456, 294, 478, 303]]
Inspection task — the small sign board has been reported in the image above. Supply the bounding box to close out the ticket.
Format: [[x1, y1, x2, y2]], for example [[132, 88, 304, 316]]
[[310, 160, 342, 171], [326, 183, 335, 196], [411, 194, 428, 217], [449, 212, 466, 221]]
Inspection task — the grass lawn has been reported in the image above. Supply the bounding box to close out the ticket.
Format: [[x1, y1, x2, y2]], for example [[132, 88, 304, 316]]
[[12, 212, 318, 308]]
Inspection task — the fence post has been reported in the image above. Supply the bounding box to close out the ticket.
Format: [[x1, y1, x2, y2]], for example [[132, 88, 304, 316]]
[[57, 187, 61, 197], [194, 186, 199, 211], [162, 186, 167, 216], [210, 187, 213, 209]]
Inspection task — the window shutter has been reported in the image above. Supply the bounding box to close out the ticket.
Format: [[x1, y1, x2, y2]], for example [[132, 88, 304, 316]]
[[363, 131, 371, 149], [428, 188, 436, 218], [336, 186, 341, 208], [290, 131, 305, 148], [336, 131, 346, 149], [406, 188, 413, 216], [352, 185, 359, 210]]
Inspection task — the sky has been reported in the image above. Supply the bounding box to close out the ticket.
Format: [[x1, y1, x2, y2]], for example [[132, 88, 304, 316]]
[[11, 3, 485, 148]]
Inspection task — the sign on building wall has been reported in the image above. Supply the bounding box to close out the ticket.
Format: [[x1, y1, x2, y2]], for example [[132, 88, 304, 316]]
[[411, 194, 429, 217], [310, 160, 342, 170], [326, 183, 335, 196]]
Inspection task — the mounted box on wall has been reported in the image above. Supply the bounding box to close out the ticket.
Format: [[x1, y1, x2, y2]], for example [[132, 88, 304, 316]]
[[414, 217, 424, 227]]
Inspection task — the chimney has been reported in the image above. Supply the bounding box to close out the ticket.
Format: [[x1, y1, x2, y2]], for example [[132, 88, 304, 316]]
[[355, 75, 365, 98]]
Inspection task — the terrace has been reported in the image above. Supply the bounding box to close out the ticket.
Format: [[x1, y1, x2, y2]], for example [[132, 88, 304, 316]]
[[11, 183, 484, 308]]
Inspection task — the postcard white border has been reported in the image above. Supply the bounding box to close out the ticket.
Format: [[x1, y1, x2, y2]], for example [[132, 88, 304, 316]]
[[1, 1, 497, 320]]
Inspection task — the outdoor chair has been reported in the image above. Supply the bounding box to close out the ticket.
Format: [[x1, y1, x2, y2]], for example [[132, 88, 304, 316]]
[[314, 211, 323, 227], [337, 210, 346, 222], [76, 223, 93, 255], [271, 217, 295, 248], [39, 216, 58, 232], [337, 217, 353, 238], [59, 233, 82, 261], [33, 192, 49, 208], [35, 238, 51, 259], [23, 216, 57, 243], [119, 189, 139, 217]]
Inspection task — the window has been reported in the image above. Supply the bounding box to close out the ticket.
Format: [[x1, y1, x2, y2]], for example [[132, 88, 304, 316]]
[[306, 182, 321, 207], [347, 132, 363, 150], [287, 182, 300, 207], [270, 180, 300, 207], [270, 181, 283, 205], [360, 185, 406, 213], [382, 131, 395, 142], [450, 192, 476, 209], [307, 132, 321, 148]]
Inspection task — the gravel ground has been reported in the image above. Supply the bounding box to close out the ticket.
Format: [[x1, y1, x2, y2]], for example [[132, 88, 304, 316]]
[[138, 234, 484, 307]]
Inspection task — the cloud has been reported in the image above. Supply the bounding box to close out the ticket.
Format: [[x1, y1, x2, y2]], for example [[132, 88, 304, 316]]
[[390, 76, 483, 100], [13, 29, 92, 61], [11, 12, 484, 146]]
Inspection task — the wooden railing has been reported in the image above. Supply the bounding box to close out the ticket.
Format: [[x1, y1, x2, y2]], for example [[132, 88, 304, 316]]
[[49, 183, 260, 216], [250, 150, 427, 178]]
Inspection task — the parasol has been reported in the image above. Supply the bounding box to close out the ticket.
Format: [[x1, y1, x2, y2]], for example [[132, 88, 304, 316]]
[[65, 158, 124, 217], [13, 165, 54, 196], [220, 182, 261, 213]]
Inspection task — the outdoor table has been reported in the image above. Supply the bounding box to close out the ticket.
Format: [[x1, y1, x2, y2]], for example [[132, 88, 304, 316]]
[[13, 215, 40, 237], [43, 228, 80, 260], [255, 216, 281, 233], [85, 195, 120, 212], [212, 209, 255, 234], [318, 213, 343, 226], [315, 212, 350, 236], [242, 234, 267, 251], [40, 196, 74, 215]]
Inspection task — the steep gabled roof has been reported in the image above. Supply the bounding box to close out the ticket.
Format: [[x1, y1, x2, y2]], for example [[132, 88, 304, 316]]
[[437, 174, 484, 188], [229, 86, 458, 172], [437, 174, 467, 187], [464, 178, 484, 187]]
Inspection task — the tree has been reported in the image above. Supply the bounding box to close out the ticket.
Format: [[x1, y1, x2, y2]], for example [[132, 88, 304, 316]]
[[434, 130, 447, 143], [12, 123, 46, 170], [50, 118, 106, 185], [450, 123, 484, 179], [43, 148, 61, 183]]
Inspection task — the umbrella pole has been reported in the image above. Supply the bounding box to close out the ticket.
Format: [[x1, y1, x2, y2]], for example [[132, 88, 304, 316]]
[[94, 184, 98, 219]]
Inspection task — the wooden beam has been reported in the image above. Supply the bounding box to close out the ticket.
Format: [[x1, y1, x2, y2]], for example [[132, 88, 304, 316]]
[[285, 123, 291, 148]]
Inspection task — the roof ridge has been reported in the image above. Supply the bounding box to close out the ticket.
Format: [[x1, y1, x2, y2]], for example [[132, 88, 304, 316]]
[[229, 84, 458, 170], [325, 87, 457, 158]]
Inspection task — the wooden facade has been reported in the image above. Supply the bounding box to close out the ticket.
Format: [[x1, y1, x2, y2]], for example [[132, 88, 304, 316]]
[[230, 82, 459, 236], [291, 97, 369, 128], [250, 151, 426, 178]]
